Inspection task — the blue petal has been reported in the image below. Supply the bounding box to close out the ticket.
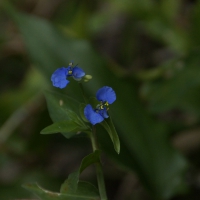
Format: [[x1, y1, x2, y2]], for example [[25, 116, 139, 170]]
[[84, 104, 104, 125], [51, 67, 69, 89], [99, 108, 109, 118], [72, 66, 85, 78], [96, 86, 116, 104]]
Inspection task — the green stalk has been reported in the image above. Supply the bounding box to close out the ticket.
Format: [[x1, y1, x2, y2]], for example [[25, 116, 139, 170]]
[[78, 83, 108, 200], [78, 82, 88, 103], [90, 126, 108, 200]]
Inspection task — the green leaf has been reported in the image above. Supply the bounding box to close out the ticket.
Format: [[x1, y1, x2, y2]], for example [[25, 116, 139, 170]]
[[71, 181, 99, 198], [42, 91, 89, 138], [22, 182, 99, 200], [44, 90, 81, 122], [60, 150, 100, 194], [100, 117, 120, 154], [79, 103, 88, 122], [40, 120, 89, 138]]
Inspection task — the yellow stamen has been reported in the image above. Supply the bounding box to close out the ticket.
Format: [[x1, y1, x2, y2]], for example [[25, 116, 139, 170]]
[[68, 70, 73, 75], [100, 105, 104, 110], [104, 101, 109, 106]]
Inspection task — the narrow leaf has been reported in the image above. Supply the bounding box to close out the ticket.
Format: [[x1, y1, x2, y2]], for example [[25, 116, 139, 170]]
[[60, 150, 100, 194], [23, 182, 99, 200], [100, 117, 120, 154], [40, 120, 89, 139]]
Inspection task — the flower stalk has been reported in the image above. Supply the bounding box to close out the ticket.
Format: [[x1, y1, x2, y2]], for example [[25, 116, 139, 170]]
[[79, 84, 108, 200], [78, 82, 88, 104], [90, 126, 108, 200]]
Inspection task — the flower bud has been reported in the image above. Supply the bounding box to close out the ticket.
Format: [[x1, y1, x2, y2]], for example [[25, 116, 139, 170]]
[[83, 74, 92, 82]]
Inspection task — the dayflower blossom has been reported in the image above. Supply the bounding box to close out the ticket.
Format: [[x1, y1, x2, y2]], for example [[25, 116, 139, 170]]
[[84, 86, 116, 125], [51, 62, 85, 89]]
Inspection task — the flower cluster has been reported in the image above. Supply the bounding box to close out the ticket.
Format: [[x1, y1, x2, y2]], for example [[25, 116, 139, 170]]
[[84, 86, 116, 125], [51, 63, 116, 125], [51, 62, 85, 89]]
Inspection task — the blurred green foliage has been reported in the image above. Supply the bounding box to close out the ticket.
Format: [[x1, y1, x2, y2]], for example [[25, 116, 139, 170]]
[[1, 0, 200, 199]]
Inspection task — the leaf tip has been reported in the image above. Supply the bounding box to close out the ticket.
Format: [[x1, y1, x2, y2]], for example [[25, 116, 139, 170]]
[[116, 147, 120, 154], [40, 129, 46, 134]]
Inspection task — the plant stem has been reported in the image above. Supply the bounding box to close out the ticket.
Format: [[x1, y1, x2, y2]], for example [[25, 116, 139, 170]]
[[78, 83, 108, 199], [91, 126, 108, 200], [78, 82, 88, 104]]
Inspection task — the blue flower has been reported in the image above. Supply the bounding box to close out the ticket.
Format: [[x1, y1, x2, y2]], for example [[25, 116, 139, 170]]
[[51, 63, 85, 89], [84, 86, 116, 125], [96, 86, 116, 104], [51, 67, 69, 89]]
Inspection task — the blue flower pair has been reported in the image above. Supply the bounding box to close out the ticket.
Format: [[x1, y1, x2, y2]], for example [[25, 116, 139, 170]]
[[51, 63, 85, 89], [84, 86, 116, 125], [51, 64, 116, 125]]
